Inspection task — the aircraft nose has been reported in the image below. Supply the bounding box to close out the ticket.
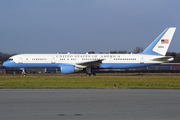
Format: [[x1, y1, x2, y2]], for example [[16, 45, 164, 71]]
[[3, 61, 8, 67], [3, 61, 11, 67]]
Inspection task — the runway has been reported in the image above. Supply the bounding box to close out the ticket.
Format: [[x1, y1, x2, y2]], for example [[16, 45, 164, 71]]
[[0, 89, 180, 120]]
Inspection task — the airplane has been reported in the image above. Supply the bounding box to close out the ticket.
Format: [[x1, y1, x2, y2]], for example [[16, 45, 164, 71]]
[[3, 27, 176, 76]]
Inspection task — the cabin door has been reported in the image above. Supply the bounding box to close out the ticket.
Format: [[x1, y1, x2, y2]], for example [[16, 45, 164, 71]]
[[140, 56, 144, 64], [18, 57, 23, 63], [51, 56, 55, 64]]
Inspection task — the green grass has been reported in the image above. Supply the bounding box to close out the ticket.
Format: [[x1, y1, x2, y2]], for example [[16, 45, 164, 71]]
[[0, 73, 180, 89]]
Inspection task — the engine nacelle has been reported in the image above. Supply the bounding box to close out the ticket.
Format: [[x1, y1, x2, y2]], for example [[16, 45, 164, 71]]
[[61, 65, 82, 74]]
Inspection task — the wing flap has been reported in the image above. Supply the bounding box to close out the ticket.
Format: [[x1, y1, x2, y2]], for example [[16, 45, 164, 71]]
[[75, 60, 103, 68]]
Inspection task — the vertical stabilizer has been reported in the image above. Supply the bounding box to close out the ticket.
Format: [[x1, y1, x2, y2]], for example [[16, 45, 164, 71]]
[[140, 27, 176, 56]]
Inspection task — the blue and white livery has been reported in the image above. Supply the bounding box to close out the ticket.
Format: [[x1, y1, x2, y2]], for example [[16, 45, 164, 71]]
[[3, 27, 176, 76]]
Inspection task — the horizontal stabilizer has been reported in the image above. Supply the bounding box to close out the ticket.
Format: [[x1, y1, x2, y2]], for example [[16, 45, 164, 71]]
[[152, 56, 173, 62]]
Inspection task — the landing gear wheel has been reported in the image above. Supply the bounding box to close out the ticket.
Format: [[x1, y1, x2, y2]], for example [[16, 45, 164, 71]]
[[86, 73, 90, 76], [22, 69, 26, 76], [86, 73, 96, 76]]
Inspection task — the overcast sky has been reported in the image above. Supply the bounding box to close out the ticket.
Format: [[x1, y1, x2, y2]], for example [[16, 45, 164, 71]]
[[0, 0, 180, 54]]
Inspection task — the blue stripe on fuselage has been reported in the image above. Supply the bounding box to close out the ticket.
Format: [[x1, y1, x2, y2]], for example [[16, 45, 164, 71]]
[[3, 61, 62, 68], [3, 61, 156, 69], [99, 63, 154, 69]]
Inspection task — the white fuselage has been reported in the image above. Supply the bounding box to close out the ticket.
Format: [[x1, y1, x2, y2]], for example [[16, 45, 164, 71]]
[[10, 54, 166, 65]]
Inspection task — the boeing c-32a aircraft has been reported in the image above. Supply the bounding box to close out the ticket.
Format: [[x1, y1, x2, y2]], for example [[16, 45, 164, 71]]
[[3, 27, 176, 76]]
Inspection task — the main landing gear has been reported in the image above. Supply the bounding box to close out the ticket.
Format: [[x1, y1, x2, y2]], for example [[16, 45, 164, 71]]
[[86, 67, 96, 76], [86, 73, 96, 76]]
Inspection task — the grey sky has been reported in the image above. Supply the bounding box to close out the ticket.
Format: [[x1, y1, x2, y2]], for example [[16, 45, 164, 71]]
[[0, 0, 180, 54]]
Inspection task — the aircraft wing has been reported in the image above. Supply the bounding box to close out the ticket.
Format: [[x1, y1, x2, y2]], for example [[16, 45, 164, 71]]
[[75, 60, 103, 68]]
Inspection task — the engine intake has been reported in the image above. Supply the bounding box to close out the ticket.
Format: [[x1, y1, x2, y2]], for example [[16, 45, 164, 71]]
[[61, 65, 82, 74]]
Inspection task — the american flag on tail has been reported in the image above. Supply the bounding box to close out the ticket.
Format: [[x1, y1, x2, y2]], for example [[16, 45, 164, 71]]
[[161, 39, 169, 44]]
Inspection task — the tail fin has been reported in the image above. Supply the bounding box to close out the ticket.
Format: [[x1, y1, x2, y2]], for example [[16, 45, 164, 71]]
[[140, 27, 176, 56]]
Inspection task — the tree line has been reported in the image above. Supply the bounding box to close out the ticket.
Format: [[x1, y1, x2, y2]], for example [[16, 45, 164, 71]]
[[0, 52, 16, 64], [89, 47, 180, 63]]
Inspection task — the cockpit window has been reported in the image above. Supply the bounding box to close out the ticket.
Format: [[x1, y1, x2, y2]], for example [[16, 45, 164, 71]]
[[8, 58, 13, 61]]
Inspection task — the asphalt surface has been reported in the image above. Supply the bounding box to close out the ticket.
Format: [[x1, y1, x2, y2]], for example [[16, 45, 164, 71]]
[[0, 89, 180, 120]]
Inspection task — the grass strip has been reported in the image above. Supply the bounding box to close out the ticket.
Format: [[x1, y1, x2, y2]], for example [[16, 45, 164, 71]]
[[0, 75, 180, 89]]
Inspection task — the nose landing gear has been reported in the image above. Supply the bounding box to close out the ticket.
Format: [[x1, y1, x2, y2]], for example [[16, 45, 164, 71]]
[[20, 68, 26, 76]]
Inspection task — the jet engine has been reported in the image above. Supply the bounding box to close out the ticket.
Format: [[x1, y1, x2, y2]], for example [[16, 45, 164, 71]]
[[61, 65, 82, 74]]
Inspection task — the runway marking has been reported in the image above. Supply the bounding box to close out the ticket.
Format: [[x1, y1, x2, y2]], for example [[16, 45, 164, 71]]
[[58, 113, 82, 116]]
